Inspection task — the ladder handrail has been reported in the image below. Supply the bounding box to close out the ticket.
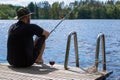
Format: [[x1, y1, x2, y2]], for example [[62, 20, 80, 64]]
[[64, 32, 79, 70], [94, 33, 106, 71]]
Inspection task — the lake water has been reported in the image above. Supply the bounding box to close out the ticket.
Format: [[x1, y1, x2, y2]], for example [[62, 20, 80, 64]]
[[0, 19, 120, 79]]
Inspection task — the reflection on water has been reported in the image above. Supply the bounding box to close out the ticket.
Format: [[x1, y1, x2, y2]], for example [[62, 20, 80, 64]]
[[0, 19, 120, 80]]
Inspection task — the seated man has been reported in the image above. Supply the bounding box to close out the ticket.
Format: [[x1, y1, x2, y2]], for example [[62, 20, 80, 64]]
[[7, 7, 49, 67]]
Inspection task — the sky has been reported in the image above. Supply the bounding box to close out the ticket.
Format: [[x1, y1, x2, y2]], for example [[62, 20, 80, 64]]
[[0, 0, 78, 6], [0, 0, 107, 6]]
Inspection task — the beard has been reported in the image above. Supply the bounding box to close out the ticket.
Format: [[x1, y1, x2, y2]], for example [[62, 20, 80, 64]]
[[27, 18, 30, 24]]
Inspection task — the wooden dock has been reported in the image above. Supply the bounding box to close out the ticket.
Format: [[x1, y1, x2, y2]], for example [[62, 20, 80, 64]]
[[0, 63, 112, 80]]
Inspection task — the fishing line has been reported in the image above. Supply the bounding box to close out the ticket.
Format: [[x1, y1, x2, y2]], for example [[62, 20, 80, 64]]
[[50, 5, 78, 35]]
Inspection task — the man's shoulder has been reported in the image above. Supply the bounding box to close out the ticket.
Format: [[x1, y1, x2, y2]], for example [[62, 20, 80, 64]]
[[10, 23, 17, 27], [9, 23, 17, 31], [27, 23, 42, 30], [29, 23, 39, 27]]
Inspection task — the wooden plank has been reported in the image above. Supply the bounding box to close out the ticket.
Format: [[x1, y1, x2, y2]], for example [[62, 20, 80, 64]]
[[0, 63, 112, 80]]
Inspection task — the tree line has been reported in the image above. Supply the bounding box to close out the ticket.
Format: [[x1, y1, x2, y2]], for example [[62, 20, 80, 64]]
[[0, 0, 120, 19]]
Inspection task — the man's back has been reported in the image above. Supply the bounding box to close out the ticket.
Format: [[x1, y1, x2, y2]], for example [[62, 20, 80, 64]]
[[7, 21, 43, 67]]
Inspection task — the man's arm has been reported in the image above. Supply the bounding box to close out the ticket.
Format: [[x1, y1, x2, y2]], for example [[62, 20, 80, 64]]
[[42, 30, 50, 39]]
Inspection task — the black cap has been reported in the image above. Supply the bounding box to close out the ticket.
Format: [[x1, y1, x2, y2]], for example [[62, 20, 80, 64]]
[[16, 7, 32, 19]]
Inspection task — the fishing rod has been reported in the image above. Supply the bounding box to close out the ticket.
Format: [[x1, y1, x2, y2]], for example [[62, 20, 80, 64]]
[[50, 6, 78, 35]]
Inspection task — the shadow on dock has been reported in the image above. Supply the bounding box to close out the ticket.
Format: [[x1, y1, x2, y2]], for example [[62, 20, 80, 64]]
[[7, 64, 58, 75]]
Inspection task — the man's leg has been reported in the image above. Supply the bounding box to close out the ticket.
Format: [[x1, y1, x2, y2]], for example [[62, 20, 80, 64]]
[[34, 36, 46, 63], [35, 42, 45, 63]]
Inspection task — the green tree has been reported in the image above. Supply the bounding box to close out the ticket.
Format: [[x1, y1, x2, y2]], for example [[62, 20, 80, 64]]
[[34, 3, 39, 19], [0, 4, 16, 19], [51, 2, 59, 19], [99, 6, 107, 19], [106, 6, 114, 19], [43, 1, 50, 19], [28, 2, 35, 19], [78, 4, 91, 19]]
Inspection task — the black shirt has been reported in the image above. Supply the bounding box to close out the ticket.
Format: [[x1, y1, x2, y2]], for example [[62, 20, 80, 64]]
[[7, 21, 43, 67]]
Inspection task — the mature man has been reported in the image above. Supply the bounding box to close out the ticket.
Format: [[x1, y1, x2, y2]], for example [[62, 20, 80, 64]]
[[7, 7, 49, 67]]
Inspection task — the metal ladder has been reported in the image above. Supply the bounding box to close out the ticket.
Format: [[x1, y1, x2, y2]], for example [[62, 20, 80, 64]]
[[94, 33, 106, 71], [64, 31, 79, 70], [64, 32, 106, 71]]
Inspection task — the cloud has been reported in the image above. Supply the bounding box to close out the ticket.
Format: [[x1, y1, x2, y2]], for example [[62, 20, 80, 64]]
[[0, 0, 108, 6], [0, 0, 76, 6], [0, 0, 28, 6]]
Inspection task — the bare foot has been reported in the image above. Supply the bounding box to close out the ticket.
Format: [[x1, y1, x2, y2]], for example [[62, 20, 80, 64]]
[[35, 59, 44, 64]]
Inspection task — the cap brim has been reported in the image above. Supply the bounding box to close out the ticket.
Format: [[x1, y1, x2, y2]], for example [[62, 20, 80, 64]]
[[15, 13, 32, 20]]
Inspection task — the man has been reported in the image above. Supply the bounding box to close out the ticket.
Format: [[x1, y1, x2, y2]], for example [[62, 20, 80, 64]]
[[7, 7, 49, 67]]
